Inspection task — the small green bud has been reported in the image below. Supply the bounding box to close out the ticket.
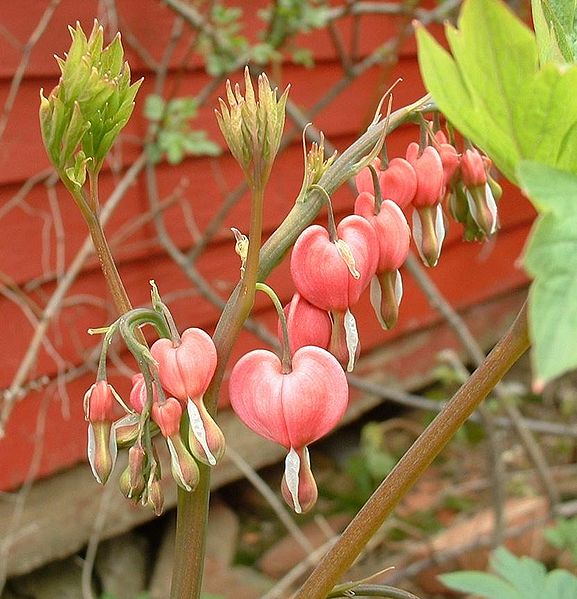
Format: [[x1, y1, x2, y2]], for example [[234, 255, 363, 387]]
[[215, 67, 289, 189]]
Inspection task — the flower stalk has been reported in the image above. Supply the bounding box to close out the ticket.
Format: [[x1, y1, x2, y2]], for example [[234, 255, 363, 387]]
[[294, 301, 530, 599]]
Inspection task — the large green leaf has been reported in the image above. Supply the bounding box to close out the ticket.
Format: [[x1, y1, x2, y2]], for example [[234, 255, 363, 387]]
[[416, 0, 577, 182], [517, 162, 577, 385], [441, 547, 577, 599], [532, 0, 577, 63]]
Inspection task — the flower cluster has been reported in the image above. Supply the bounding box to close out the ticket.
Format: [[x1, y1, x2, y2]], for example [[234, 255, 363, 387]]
[[83, 285, 224, 514], [227, 123, 501, 514]]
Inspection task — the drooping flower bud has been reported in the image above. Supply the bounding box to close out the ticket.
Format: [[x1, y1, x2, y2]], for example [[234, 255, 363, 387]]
[[151, 328, 224, 467], [229, 346, 348, 513], [83, 380, 119, 484], [290, 216, 378, 370], [128, 373, 159, 413], [461, 148, 487, 187], [355, 194, 410, 328], [405, 143, 447, 267], [119, 443, 147, 501], [459, 149, 498, 237], [290, 216, 378, 313], [379, 158, 417, 209], [280, 293, 332, 354], [151, 396, 200, 491], [355, 158, 382, 195]]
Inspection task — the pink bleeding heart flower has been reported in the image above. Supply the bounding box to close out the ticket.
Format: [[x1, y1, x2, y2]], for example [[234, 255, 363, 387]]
[[354, 193, 410, 328], [129, 373, 159, 413], [379, 157, 417, 209], [355, 158, 382, 195], [434, 135, 460, 191], [151, 328, 224, 466], [151, 396, 200, 492], [406, 143, 446, 267], [459, 148, 498, 237], [83, 380, 119, 485], [406, 143, 444, 208], [229, 345, 348, 513], [290, 215, 378, 370], [461, 148, 487, 187], [280, 293, 332, 355]]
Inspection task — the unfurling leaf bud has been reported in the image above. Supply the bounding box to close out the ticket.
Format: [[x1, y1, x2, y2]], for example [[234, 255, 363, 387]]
[[39, 20, 142, 187]]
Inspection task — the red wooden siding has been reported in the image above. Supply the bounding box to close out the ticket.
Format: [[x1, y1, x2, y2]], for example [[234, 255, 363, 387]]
[[0, 0, 534, 491]]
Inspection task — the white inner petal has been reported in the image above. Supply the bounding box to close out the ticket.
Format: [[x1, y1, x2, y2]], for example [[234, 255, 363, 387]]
[[344, 309, 359, 372], [394, 270, 403, 306], [167, 437, 191, 491], [87, 423, 101, 484], [187, 399, 217, 466], [369, 276, 386, 329], [285, 447, 302, 514]]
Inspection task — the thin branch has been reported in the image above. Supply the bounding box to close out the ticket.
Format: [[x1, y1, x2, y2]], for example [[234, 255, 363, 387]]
[[0, 0, 61, 143]]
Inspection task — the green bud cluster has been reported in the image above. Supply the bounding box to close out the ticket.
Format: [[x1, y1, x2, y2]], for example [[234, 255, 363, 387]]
[[215, 68, 289, 188], [39, 21, 142, 189]]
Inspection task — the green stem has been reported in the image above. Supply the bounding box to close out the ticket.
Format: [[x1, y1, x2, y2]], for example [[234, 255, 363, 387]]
[[295, 301, 530, 599], [255, 282, 291, 373], [170, 183, 265, 599], [84, 209, 133, 315], [169, 95, 433, 599]]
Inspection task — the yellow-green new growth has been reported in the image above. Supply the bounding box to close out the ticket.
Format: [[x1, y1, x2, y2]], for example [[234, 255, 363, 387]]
[[296, 127, 337, 203], [215, 67, 289, 189], [39, 20, 142, 189]]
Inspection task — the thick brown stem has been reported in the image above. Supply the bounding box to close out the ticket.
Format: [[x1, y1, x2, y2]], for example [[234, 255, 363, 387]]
[[295, 302, 530, 599]]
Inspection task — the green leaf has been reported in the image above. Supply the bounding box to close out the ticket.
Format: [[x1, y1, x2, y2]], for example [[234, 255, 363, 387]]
[[517, 162, 577, 385], [544, 569, 577, 598], [439, 571, 521, 599], [441, 548, 577, 599], [416, 0, 577, 182], [532, 0, 576, 63], [144, 94, 166, 121]]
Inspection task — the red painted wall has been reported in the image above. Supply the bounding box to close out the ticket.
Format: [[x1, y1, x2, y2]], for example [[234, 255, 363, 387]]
[[0, 1, 534, 491]]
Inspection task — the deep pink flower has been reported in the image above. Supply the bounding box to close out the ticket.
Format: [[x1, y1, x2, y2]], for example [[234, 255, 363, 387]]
[[354, 194, 410, 273], [229, 346, 348, 512], [379, 157, 417, 209], [290, 215, 378, 313], [406, 143, 444, 208], [151, 328, 224, 466], [280, 293, 331, 354]]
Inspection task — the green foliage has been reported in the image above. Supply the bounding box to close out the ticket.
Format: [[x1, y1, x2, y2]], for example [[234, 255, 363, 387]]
[[416, 0, 577, 183], [39, 21, 141, 181], [144, 94, 220, 165], [532, 0, 577, 63], [545, 517, 577, 564], [416, 0, 577, 386], [517, 162, 577, 385], [440, 546, 577, 598]]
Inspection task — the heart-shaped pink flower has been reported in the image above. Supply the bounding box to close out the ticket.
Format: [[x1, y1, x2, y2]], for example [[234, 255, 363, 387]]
[[280, 292, 332, 355], [229, 345, 348, 512], [151, 327, 224, 466], [290, 215, 378, 313]]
